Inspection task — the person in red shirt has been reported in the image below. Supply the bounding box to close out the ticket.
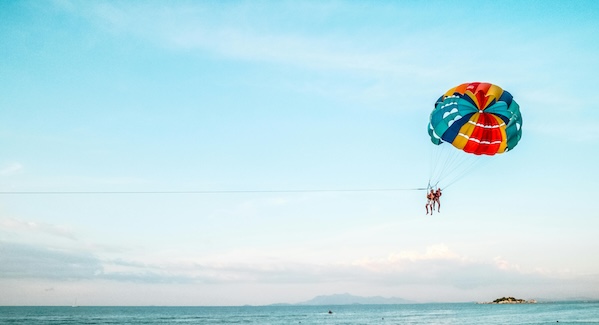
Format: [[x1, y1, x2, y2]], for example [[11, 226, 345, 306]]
[[434, 188, 442, 212], [426, 189, 435, 215]]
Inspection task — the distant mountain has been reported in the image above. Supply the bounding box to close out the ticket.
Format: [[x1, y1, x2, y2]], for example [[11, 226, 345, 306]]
[[297, 293, 415, 305]]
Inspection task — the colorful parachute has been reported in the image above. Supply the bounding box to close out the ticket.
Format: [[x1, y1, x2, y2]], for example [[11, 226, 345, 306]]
[[428, 82, 522, 155]]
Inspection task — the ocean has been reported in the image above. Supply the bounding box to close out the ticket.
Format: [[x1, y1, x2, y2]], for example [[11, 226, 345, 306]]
[[1, 302, 598, 324]]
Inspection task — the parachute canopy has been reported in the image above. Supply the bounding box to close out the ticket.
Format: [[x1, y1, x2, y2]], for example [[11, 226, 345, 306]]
[[428, 82, 522, 156]]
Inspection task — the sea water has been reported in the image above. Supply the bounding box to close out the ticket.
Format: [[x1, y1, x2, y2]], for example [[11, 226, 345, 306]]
[[1, 302, 598, 324]]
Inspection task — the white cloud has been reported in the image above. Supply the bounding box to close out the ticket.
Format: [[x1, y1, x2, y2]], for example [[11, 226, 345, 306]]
[[0, 162, 23, 176], [68, 2, 442, 82], [0, 216, 77, 240], [353, 244, 462, 270], [82, 244, 555, 287], [0, 242, 101, 279], [494, 256, 521, 271], [2, 240, 599, 303]]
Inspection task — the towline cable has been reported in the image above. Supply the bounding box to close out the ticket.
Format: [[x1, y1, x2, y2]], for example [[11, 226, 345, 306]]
[[0, 188, 428, 195]]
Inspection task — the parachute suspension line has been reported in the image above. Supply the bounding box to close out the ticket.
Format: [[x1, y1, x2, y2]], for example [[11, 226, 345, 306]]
[[435, 153, 494, 190], [446, 155, 494, 189], [434, 147, 462, 184], [431, 143, 460, 184], [440, 156, 482, 190], [429, 142, 466, 189], [428, 142, 447, 188], [428, 142, 494, 190]]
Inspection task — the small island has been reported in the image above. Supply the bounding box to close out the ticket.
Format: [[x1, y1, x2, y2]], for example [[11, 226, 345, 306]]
[[479, 297, 537, 304]]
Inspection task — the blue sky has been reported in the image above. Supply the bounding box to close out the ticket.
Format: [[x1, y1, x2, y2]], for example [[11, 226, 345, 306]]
[[1, 0, 599, 306]]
